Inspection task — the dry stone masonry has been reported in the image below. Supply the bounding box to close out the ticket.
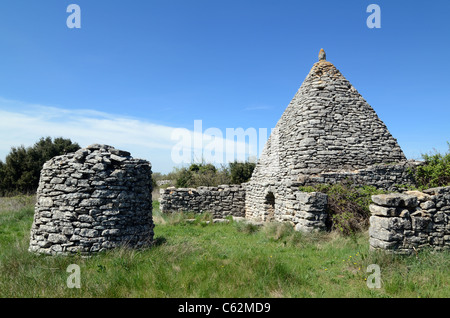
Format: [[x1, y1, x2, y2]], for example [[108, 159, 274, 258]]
[[29, 144, 154, 255], [245, 49, 413, 227], [159, 185, 246, 219], [243, 182, 328, 232], [252, 50, 406, 181], [369, 187, 450, 254]]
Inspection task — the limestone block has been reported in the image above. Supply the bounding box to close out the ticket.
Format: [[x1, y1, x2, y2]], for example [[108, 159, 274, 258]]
[[369, 204, 397, 217], [371, 193, 418, 208], [420, 201, 436, 210], [404, 190, 432, 202]]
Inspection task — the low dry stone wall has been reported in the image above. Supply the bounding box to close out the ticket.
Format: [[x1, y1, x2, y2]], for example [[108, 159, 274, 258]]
[[160, 183, 328, 232], [369, 187, 450, 254], [29, 144, 154, 255], [298, 160, 422, 191], [159, 185, 245, 219]]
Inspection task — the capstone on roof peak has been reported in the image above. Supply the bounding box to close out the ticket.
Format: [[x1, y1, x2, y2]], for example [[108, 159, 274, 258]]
[[318, 48, 326, 61]]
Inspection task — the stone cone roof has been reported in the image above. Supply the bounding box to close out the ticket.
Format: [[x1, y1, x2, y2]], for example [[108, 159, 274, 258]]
[[252, 49, 406, 183]]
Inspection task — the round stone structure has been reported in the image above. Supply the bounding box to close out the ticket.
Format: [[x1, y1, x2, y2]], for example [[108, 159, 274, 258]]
[[29, 144, 154, 255]]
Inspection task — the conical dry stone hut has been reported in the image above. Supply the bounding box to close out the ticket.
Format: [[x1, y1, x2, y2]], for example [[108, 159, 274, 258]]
[[245, 49, 417, 231]]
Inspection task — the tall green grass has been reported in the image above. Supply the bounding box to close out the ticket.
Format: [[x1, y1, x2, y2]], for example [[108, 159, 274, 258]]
[[0, 196, 449, 298]]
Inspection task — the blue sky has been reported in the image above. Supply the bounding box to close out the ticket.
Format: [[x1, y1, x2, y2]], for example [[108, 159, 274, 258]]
[[0, 0, 449, 173]]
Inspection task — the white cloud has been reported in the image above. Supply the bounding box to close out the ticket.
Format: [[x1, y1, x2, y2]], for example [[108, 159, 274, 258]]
[[0, 98, 267, 173]]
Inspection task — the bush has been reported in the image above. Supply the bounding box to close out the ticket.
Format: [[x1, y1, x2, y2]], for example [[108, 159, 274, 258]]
[[229, 161, 255, 184], [299, 181, 386, 235], [414, 142, 450, 189], [166, 160, 255, 188], [174, 167, 194, 188], [169, 163, 231, 188], [0, 137, 80, 196]]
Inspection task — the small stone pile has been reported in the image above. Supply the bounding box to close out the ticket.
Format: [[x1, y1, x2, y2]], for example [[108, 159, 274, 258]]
[[29, 144, 154, 255], [369, 187, 450, 254]]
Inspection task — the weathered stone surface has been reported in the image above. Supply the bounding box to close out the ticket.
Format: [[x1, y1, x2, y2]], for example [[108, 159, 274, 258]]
[[371, 193, 418, 208], [29, 144, 154, 255], [420, 201, 435, 210], [369, 204, 398, 217], [38, 197, 54, 207], [405, 190, 432, 202], [48, 234, 68, 244]]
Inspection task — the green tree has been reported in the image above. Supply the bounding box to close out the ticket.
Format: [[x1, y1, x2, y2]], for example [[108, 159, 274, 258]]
[[0, 160, 6, 193], [0, 137, 80, 196]]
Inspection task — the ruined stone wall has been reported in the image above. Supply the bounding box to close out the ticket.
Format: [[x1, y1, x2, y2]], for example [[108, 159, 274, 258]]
[[29, 144, 154, 255], [369, 187, 450, 254], [159, 185, 245, 219], [160, 183, 328, 232], [244, 181, 328, 232]]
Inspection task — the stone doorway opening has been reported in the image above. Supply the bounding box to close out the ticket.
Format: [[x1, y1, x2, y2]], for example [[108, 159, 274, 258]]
[[265, 192, 275, 221]]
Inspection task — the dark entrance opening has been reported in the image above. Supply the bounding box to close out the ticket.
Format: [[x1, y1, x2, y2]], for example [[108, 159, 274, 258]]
[[265, 192, 275, 222]]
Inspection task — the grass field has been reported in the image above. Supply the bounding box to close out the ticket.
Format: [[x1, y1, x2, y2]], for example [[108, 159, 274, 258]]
[[0, 196, 449, 298]]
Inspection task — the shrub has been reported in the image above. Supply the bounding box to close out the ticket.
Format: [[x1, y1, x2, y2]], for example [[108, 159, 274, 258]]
[[166, 160, 255, 188], [168, 163, 231, 188], [414, 142, 450, 189], [174, 167, 194, 188], [229, 161, 256, 184], [300, 181, 386, 235]]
